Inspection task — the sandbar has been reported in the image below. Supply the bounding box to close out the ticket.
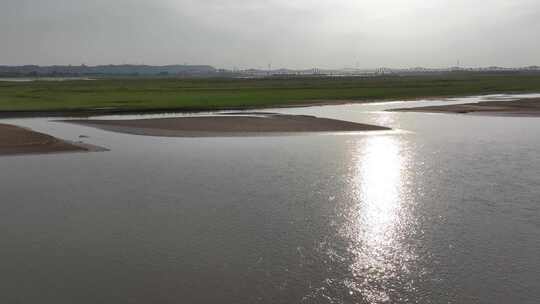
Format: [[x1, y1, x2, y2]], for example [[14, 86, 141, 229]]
[[0, 123, 90, 156], [63, 113, 390, 137], [390, 98, 540, 116]]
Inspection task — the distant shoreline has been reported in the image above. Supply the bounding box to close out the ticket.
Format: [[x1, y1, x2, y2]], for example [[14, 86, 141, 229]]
[[2, 75, 540, 118], [0, 95, 535, 119], [0, 77, 96, 82], [0, 99, 405, 119]]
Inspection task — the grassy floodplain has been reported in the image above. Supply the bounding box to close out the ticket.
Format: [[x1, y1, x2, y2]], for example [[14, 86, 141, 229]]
[[1, 73, 540, 114]]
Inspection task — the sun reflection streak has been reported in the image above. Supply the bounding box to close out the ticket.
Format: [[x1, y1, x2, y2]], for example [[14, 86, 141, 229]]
[[358, 136, 404, 246], [342, 135, 417, 303]]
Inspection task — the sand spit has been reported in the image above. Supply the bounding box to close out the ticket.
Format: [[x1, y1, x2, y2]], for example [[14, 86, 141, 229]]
[[62, 113, 390, 137], [0, 123, 93, 156], [390, 98, 540, 116]]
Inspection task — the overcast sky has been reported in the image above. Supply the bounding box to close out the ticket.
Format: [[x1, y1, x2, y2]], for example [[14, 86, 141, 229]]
[[1, 0, 539, 69]]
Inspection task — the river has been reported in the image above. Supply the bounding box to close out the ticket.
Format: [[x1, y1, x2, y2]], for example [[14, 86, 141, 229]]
[[1, 94, 539, 303]]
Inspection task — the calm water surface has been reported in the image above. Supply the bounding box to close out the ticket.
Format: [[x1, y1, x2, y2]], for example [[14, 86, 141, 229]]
[[1, 94, 539, 303]]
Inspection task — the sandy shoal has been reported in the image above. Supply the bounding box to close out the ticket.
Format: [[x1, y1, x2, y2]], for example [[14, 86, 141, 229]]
[[63, 113, 390, 137], [0, 123, 88, 155], [389, 98, 540, 116]]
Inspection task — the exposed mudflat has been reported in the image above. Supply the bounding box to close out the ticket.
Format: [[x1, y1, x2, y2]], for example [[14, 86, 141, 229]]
[[0, 123, 89, 155], [390, 98, 540, 116], [62, 113, 391, 137]]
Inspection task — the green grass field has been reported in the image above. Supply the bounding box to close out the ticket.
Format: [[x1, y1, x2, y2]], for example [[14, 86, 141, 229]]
[[1, 74, 540, 113]]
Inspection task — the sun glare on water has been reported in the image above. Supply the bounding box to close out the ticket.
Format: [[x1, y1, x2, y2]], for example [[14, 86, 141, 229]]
[[341, 135, 420, 302]]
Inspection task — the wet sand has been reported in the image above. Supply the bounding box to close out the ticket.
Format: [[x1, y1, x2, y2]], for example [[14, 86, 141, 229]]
[[390, 98, 540, 116], [63, 113, 390, 137], [0, 123, 89, 155]]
